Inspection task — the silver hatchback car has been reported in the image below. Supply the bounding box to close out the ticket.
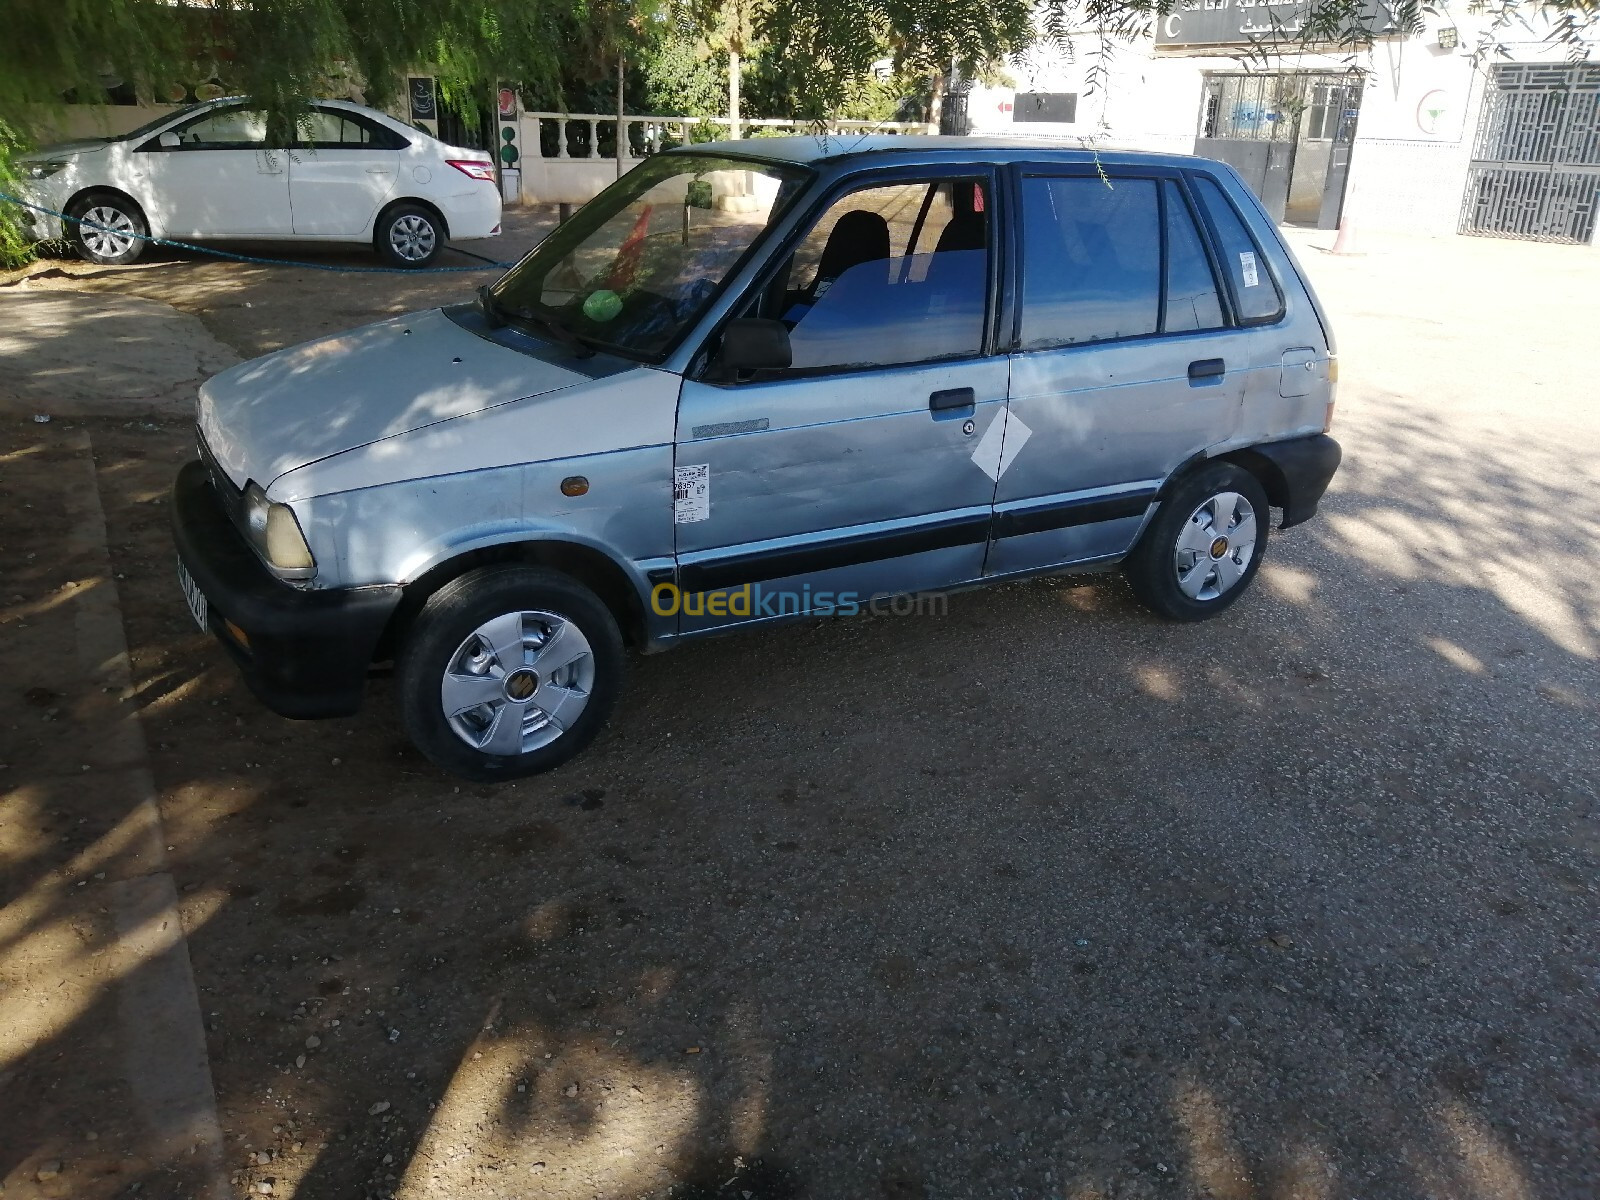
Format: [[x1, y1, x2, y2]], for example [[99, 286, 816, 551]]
[[172, 137, 1341, 781]]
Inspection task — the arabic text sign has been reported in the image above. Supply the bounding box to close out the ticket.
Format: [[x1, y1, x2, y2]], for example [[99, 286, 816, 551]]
[[1155, 0, 1391, 46]]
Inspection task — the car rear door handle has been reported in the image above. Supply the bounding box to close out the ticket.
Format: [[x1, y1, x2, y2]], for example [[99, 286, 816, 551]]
[[1188, 358, 1226, 381], [929, 387, 975, 413]]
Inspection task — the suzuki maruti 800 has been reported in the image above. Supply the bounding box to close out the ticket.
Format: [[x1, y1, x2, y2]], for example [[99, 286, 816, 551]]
[[172, 138, 1342, 780]]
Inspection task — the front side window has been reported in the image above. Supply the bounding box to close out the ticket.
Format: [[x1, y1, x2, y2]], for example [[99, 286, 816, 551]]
[[170, 107, 269, 148], [489, 153, 809, 361], [1019, 175, 1161, 349], [738, 177, 991, 372]]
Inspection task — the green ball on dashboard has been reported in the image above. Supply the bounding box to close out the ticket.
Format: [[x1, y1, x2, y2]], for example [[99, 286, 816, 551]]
[[583, 289, 623, 322]]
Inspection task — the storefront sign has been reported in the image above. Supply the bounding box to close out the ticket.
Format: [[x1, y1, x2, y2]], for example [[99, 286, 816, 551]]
[[408, 76, 437, 121], [1156, 0, 1393, 47]]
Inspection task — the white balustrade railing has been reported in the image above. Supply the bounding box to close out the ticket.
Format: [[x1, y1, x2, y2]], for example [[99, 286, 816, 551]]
[[522, 111, 936, 161]]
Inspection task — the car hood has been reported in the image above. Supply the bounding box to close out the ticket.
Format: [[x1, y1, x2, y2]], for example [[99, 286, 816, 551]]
[[19, 140, 108, 161], [198, 308, 588, 489]]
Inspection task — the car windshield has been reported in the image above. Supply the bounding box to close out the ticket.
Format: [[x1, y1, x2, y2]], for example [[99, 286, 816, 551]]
[[107, 102, 206, 142], [489, 153, 810, 362]]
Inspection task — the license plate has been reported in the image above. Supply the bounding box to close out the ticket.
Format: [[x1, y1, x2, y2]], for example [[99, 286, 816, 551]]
[[177, 559, 209, 632]]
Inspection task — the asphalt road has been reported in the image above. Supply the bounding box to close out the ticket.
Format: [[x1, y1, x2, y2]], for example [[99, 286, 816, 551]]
[[1, 218, 1596, 1200]]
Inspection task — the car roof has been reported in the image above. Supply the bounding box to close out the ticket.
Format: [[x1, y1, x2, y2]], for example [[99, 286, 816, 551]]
[[669, 134, 1206, 171], [190, 96, 386, 116]]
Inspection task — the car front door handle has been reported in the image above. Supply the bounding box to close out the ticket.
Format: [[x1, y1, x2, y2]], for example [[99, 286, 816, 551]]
[[929, 387, 976, 413], [1188, 358, 1226, 382]]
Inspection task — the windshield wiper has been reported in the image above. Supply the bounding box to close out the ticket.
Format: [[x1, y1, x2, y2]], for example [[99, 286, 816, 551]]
[[478, 285, 595, 359]]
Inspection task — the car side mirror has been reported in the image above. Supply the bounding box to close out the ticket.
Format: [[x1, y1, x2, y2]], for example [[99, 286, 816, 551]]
[[158, 131, 181, 149], [718, 318, 791, 375]]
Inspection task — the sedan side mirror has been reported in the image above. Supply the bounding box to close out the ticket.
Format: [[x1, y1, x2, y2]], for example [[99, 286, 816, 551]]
[[157, 131, 181, 149], [718, 318, 791, 374]]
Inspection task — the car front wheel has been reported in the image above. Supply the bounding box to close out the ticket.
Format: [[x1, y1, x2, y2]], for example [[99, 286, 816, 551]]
[[397, 566, 623, 781], [376, 203, 444, 268], [1124, 462, 1270, 622], [68, 193, 148, 265]]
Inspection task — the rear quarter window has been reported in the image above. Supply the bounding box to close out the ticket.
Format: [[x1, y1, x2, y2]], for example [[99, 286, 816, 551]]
[[1190, 175, 1284, 324]]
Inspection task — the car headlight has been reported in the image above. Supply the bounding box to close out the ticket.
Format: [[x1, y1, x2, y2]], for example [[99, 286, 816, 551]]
[[243, 482, 315, 576], [24, 160, 69, 180]]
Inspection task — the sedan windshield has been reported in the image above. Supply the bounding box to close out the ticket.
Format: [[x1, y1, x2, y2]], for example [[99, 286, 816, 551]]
[[108, 102, 205, 142], [489, 153, 810, 361]]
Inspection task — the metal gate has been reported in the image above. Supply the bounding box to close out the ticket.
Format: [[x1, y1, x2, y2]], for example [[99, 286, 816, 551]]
[[940, 81, 972, 137], [1194, 72, 1362, 228], [1460, 63, 1600, 243]]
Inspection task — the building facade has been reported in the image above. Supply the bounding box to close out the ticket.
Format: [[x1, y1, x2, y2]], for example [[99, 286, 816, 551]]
[[961, 5, 1600, 246]]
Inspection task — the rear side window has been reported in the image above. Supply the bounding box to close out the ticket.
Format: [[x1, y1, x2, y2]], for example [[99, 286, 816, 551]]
[[1019, 176, 1160, 349], [1190, 175, 1284, 323], [1163, 181, 1225, 333], [299, 111, 408, 150]]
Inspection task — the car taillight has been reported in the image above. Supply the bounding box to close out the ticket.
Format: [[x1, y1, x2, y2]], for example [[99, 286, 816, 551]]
[[447, 159, 496, 181], [1324, 356, 1338, 431]]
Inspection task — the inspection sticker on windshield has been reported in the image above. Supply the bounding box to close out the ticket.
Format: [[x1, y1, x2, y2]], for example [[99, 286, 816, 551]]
[[673, 463, 711, 523], [1239, 251, 1260, 288]]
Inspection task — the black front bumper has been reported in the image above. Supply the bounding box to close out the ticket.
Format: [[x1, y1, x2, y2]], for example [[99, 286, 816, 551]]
[[1247, 434, 1342, 529], [170, 461, 402, 719]]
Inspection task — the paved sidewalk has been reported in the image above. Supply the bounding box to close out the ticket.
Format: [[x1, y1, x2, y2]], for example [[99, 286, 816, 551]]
[[0, 292, 238, 418], [0, 429, 225, 1199]]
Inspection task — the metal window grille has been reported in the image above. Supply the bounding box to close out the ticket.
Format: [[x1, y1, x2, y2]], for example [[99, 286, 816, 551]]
[[1460, 64, 1600, 244]]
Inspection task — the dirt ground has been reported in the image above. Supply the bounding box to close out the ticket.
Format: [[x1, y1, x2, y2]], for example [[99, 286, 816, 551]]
[[1, 212, 1598, 1200]]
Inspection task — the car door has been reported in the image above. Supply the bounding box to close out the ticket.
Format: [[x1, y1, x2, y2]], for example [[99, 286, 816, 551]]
[[671, 172, 1008, 635], [132, 105, 292, 237], [987, 167, 1255, 577], [287, 108, 402, 237]]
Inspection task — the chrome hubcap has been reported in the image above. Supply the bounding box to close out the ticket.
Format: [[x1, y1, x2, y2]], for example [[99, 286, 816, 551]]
[[441, 610, 594, 755], [1174, 491, 1258, 601], [389, 214, 436, 261], [81, 206, 137, 257]]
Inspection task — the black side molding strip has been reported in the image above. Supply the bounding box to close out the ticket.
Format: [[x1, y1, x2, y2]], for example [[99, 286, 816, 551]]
[[679, 513, 991, 593], [993, 489, 1156, 540]]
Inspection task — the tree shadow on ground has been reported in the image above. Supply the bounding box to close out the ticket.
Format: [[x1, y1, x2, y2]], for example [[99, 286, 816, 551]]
[[1, 386, 1596, 1199]]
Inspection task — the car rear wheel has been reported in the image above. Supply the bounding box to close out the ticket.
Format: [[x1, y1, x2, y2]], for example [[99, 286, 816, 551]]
[[1124, 462, 1270, 622], [375, 203, 444, 268], [68, 193, 148, 265], [397, 566, 623, 781]]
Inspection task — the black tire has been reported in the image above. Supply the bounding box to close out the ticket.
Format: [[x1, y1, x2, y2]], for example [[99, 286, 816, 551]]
[[397, 566, 624, 781], [67, 192, 148, 265], [1124, 461, 1271, 622], [374, 202, 444, 268]]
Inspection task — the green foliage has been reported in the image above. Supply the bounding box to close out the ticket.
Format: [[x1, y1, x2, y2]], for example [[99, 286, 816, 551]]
[[2, 0, 1592, 268], [641, 23, 729, 115], [0, 121, 37, 268]]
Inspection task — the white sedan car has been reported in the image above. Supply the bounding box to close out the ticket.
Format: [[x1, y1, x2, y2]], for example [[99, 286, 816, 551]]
[[15, 98, 501, 268]]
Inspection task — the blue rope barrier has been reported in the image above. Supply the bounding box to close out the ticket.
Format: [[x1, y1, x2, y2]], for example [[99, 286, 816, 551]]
[[0, 189, 517, 274]]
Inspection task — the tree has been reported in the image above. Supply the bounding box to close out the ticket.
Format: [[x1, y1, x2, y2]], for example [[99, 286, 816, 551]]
[[667, 0, 763, 136], [3, 0, 1593, 265], [762, 0, 1596, 119]]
